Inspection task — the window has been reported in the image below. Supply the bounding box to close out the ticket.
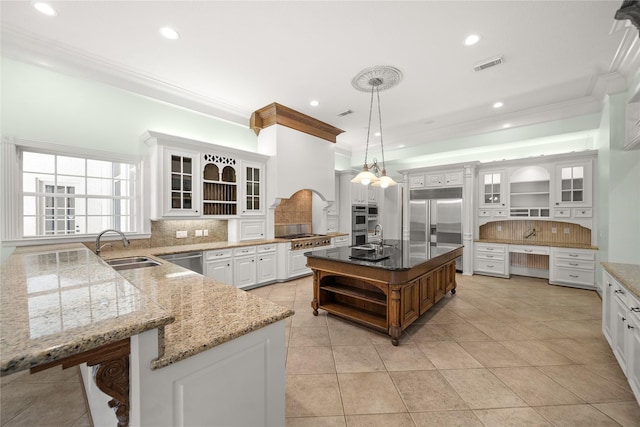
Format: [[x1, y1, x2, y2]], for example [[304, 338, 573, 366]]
[[6, 143, 140, 240]]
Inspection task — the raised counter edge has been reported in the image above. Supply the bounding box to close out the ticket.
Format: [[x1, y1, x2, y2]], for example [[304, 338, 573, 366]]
[[601, 262, 640, 299]]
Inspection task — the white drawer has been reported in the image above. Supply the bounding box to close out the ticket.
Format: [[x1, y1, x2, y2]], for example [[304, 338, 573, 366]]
[[476, 252, 505, 261], [475, 243, 507, 254], [493, 209, 508, 217], [554, 208, 571, 218], [233, 246, 256, 256], [257, 244, 277, 253], [554, 267, 595, 286], [553, 248, 595, 261], [475, 259, 507, 275], [478, 209, 491, 217], [554, 258, 595, 270], [509, 244, 550, 255], [573, 208, 592, 218], [204, 249, 232, 260]]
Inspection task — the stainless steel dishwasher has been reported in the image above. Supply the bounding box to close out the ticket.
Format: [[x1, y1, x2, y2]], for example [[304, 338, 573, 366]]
[[158, 251, 203, 274]]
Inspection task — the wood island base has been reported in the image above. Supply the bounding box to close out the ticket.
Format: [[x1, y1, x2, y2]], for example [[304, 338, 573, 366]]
[[308, 247, 462, 346]]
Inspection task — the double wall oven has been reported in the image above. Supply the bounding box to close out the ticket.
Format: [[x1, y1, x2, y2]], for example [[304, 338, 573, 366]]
[[352, 205, 367, 246]]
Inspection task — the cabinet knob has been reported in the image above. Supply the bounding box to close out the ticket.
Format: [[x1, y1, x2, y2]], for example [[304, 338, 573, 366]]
[[614, 289, 625, 295]]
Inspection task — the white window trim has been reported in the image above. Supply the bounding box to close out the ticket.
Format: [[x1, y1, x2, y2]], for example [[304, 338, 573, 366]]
[[2, 136, 150, 246]]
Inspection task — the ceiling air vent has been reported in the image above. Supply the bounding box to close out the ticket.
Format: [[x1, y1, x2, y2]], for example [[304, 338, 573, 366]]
[[474, 56, 504, 72], [337, 109, 353, 117]]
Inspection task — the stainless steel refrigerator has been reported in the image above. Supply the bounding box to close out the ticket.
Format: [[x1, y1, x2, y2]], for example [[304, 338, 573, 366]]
[[409, 187, 463, 271]]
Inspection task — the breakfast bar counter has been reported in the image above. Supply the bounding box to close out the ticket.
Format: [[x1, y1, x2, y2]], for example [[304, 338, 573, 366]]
[[305, 241, 463, 345]]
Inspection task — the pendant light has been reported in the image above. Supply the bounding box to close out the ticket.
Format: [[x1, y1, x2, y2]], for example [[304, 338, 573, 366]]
[[351, 66, 401, 188]]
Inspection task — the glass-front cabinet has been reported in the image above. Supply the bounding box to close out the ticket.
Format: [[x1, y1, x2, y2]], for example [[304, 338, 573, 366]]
[[243, 162, 263, 215], [554, 161, 592, 208], [479, 170, 506, 208], [166, 149, 200, 216]]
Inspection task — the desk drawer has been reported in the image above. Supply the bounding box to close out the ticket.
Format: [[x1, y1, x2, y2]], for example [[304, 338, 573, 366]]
[[476, 252, 505, 261], [554, 259, 594, 270], [554, 267, 595, 286], [510, 245, 549, 256], [474, 259, 507, 275], [553, 248, 595, 261]]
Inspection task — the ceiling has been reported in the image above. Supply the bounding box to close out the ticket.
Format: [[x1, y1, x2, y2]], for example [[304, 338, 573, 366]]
[[1, 1, 637, 155]]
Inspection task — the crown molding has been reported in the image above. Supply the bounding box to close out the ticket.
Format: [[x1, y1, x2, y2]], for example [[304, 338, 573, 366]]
[[1, 26, 251, 127]]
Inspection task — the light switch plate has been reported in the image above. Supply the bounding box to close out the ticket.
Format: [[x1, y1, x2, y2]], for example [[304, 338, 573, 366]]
[[551, 227, 557, 234], [497, 225, 502, 231], [203, 229, 209, 236], [564, 228, 570, 234], [195, 230, 203, 237], [176, 230, 188, 238]]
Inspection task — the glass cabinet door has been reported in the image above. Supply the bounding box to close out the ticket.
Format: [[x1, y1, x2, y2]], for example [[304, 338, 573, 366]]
[[560, 166, 583, 203], [480, 171, 506, 207], [171, 154, 193, 210], [244, 163, 263, 214]]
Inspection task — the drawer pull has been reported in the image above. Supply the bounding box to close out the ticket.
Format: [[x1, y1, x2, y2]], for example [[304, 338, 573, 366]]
[[487, 265, 494, 268], [524, 249, 533, 253], [486, 248, 494, 251], [629, 324, 635, 329], [569, 274, 579, 278], [614, 290, 625, 295], [568, 254, 579, 257], [631, 307, 640, 312], [569, 262, 579, 266], [486, 255, 494, 258]]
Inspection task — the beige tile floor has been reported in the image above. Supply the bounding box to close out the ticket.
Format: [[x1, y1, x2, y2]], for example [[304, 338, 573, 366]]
[[2, 273, 639, 426]]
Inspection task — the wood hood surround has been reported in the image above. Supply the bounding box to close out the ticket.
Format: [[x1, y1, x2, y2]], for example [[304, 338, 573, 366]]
[[251, 103, 344, 238]]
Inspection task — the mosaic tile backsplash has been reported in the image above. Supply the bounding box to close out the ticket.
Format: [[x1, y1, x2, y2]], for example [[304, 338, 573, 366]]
[[150, 220, 228, 247]]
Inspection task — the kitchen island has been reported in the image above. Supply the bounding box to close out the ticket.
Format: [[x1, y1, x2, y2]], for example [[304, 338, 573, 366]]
[[1, 243, 294, 427], [305, 241, 463, 345]]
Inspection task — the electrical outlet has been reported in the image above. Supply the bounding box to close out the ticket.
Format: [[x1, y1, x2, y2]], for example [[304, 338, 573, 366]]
[[195, 230, 203, 237], [176, 230, 188, 238], [551, 227, 557, 234], [203, 229, 209, 236], [497, 225, 502, 231], [564, 228, 570, 234]]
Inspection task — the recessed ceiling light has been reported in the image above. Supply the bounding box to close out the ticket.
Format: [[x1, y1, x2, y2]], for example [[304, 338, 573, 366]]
[[310, 100, 319, 107], [464, 34, 480, 46], [493, 101, 504, 109], [374, 132, 381, 137], [33, 2, 57, 16], [503, 123, 511, 128], [159, 27, 180, 40]]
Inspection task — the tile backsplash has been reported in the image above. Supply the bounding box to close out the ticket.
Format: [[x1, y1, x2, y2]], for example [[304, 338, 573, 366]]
[[274, 189, 312, 227], [150, 219, 228, 247]]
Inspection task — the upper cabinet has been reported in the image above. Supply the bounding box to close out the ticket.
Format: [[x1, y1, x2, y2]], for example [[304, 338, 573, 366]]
[[479, 170, 506, 208], [202, 153, 238, 216], [242, 162, 264, 215], [166, 148, 201, 217], [509, 165, 551, 218], [554, 161, 592, 208], [409, 170, 463, 189], [144, 131, 269, 220]]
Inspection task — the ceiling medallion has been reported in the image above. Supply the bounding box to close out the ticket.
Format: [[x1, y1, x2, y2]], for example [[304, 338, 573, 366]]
[[351, 66, 403, 92]]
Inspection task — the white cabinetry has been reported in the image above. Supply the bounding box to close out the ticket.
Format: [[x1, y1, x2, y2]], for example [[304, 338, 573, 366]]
[[158, 148, 201, 217], [554, 161, 592, 208], [288, 250, 310, 278], [204, 249, 233, 285], [602, 270, 640, 404], [228, 219, 266, 242], [549, 248, 595, 289], [474, 242, 509, 278], [242, 161, 264, 215], [410, 171, 462, 189], [333, 235, 349, 247], [479, 170, 506, 209], [508, 165, 551, 218], [257, 244, 277, 284], [351, 182, 368, 205], [234, 246, 257, 289]]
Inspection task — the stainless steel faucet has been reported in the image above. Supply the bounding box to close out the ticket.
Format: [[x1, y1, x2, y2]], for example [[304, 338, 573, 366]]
[[374, 224, 384, 249], [95, 229, 130, 255]]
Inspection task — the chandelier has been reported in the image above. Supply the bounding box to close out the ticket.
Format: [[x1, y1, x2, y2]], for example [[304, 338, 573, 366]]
[[351, 66, 401, 188]]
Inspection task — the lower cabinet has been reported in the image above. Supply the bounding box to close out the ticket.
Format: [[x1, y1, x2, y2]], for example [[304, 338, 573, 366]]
[[234, 246, 257, 289], [257, 244, 277, 284], [204, 249, 233, 285], [288, 250, 311, 278], [602, 269, 640, 405], [473, 242, 509, 278], [549, 247, 595, 289]]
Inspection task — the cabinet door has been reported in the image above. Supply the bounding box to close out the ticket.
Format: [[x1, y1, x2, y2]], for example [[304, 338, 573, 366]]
[[240, 220, 265, 240], [612, 295, 629, 371], [257, 252, 276, 283], [400, 283, 420, 326], [627, 312, 640, 398], [444, 172, 463, 186], [242, 162, 263, 215], [165, 149, 200, 216], [419, 274, 435, 315], [602, 275, 614, 345], [554, 161, 592, 207], [426, 173, 444, 187], [289, 251, 310, 277], [234, 256, 257, 288], [351, 182, 367, 204], [205, 259, 233, 285], [479, 170, 506, 208]]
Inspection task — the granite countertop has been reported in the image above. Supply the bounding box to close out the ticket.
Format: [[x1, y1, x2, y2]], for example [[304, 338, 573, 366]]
[[305, 240, 463, 271], [601, 262, 640, 299], [1, 241, 295, 375], [0, 244, 173, 376], [475, 238, 597, 250]]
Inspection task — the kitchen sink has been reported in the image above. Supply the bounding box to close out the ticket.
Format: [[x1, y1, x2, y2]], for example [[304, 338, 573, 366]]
[[105, 256, 161, 271]]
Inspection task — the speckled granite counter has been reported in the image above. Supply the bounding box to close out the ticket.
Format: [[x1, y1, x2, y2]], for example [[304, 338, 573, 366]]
[[1, 242, 294, 375], [602, 262, 640, 298], [475, 238, 597, 250], [0, 244, 173, 375]]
